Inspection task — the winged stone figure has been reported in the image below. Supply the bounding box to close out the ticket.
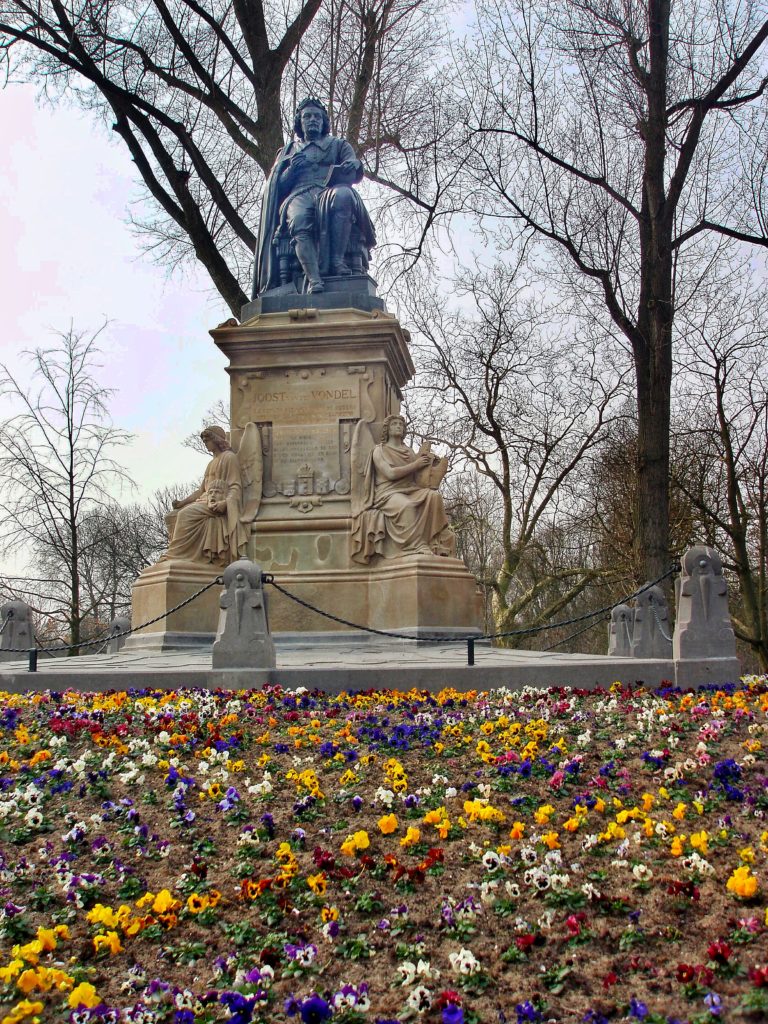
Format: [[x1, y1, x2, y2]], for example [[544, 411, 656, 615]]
[[349, 414, 453, 564], [162, 423, 263, 567]]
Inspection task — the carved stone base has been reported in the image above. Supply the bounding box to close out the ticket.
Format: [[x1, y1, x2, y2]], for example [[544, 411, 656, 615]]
[[263, 554, 483, 637], [126, 560, 222, 650], [675, 657, 742, 689], [127, 553, 482, 646], [125, 307, 482, 645]]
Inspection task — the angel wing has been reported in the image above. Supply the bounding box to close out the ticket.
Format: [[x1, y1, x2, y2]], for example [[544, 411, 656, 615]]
[[350, 418, 375, 517], [235, 422, 263, 523], [350, 373, 377, 516]]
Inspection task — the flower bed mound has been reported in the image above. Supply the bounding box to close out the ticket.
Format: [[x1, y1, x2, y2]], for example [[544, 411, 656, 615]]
[[0, 680, 767, 1024]]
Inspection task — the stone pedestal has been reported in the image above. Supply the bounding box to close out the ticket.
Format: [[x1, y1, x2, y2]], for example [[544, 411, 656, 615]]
[[126, 560, 222, 651], [212, 306, 482, 638], [129, 305, 482, 644], [263, 553, 482, 637]]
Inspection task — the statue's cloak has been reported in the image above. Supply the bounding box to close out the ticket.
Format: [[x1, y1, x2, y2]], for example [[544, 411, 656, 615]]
[[350, 443, 449, 563], [252, 135, 376, 298]]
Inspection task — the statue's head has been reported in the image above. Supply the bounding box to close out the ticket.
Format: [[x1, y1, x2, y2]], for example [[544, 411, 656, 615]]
[[200, 425, 230, 453], [294, 98, 330, 141], [381, 414, 406, 442]]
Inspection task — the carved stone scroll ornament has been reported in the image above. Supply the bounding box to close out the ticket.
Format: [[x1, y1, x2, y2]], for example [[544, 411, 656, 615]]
[[162, 423, 263, 567], [349, 414, 455, 563]]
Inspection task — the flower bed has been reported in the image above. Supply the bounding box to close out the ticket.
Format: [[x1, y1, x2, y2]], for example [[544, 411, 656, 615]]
[[0, 680, 767, 1024]]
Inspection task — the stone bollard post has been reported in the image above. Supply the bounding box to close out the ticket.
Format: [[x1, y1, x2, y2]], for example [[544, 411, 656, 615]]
[[631, 584, 673, 659], [107, 617, 131, 655], [673, 545, 741, 687], [212, 560, 276, 669], [0, 601, 33, 662], [607, 604, 633, 656]]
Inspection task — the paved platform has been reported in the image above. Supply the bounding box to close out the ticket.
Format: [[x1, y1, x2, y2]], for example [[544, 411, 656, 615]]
[[0, 638, 684, 693]]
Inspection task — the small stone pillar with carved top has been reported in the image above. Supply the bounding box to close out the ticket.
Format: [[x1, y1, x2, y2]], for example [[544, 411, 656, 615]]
[[212, 559, 276, 668], [0, 601, 33, 662], [607, 604, 632, 657], [673, 545, 740, 687]]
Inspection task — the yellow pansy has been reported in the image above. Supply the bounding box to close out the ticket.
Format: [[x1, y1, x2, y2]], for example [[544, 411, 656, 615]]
[[68, 983, 100, 1009]]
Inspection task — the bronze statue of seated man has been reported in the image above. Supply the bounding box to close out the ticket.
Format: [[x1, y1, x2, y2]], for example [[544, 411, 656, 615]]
[[253, 98, 376, 296]]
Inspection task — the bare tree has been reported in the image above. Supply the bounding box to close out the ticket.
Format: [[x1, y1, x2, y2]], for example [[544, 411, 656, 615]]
[[0, 0, 457, 311], [461, 0, 768, 581], [406, 260, 630, 642], [440, 468, 505, 632], [0, 325, 132, 652], [672, 262, 768, 669], [182, 398, 230, 454], [583, 409, 702, 583]]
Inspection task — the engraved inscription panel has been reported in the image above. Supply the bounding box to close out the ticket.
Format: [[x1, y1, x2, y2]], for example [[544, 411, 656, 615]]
[[271, 424, 339, 491], [237, 371, 360, 427]]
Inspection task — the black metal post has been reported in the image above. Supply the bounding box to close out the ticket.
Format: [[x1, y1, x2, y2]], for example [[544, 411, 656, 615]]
[[467, 638, 475, 666], [28, 649, 38, 673]]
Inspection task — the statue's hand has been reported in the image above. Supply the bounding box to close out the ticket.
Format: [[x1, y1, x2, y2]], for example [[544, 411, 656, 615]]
[[171, 499, 183, 510], [414, 454, 432, 470], [290, 152, 308, 172], [339, 159, 358, 175], [211, 500, 228, 514]]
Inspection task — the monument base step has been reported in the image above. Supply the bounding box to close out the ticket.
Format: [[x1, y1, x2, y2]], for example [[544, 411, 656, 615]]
[[675, 657, 741, 688]]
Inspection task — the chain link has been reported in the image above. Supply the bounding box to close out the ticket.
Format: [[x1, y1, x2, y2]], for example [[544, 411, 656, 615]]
[[543, 614, 604, 652], [652, 604, 674, 643], [1, 564, 678, 659]]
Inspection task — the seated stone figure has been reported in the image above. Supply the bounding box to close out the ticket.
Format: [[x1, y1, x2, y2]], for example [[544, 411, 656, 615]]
[[350, 414, 454, 563], [162, 424, 262, 567], [253, 97, 376, 297]]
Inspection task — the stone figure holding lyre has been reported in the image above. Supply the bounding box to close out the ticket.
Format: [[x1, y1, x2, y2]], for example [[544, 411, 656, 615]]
[[350, 414, 454, 563]]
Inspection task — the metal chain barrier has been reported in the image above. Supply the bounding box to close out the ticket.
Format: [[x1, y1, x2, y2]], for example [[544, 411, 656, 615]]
[[3, 564, 679, 674], [268, 565, 679, 665], [2, 576, 223, 672], [543, 615, 605, 652], [653, 604, 674, 643]]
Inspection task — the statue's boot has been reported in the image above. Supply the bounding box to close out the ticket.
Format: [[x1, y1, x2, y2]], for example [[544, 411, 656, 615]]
[[329, 203, 353, 275], [294, 235, 324, 292]]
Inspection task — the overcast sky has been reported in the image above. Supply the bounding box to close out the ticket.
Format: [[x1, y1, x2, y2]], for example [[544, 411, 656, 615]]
[[0, 82, 233, 508]]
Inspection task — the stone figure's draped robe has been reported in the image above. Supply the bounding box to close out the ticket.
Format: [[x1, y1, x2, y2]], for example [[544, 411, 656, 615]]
[[350, 443, 449, 563], [253, 134, 376, 298], [165, 450, 249, 566]]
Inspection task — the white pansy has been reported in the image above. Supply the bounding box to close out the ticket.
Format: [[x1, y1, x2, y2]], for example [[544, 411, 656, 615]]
[[406, 985, 432, 1010], [448, 948, 480, 975]]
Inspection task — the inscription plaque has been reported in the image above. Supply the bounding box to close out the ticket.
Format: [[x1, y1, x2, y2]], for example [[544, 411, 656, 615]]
[[237, 373, 360, 426], [271, 424, 340, 490]]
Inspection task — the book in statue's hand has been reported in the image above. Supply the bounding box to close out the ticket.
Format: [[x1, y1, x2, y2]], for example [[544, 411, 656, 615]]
[[415, 442, 448, 490], [324, 163, 359, 187]]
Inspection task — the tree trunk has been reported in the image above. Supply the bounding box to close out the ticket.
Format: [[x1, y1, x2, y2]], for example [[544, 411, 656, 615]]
[[632, 0, 674, 584], [633, 333, 672, 583]]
